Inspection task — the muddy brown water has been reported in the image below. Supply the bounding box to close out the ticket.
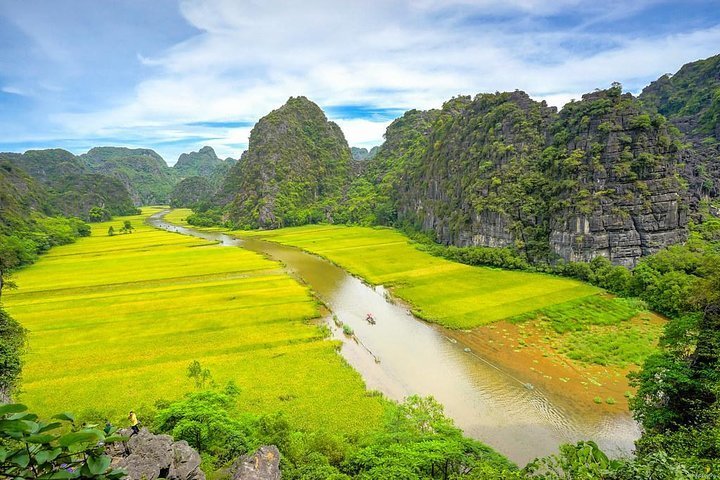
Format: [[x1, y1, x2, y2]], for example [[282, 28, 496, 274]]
[[149, 212, 639, 465]]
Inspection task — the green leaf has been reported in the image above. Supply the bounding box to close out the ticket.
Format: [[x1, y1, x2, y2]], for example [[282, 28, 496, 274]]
[[52, 412, 75, 423], [26, 433, 55, 444], [0, 404, 27, 415], [35, 449, 51, 465], [45, 447, 62, 462], [8, 412, 38, 421], [102, 434, 129, 443], [58, 430, 101, 447], [0, 419, 39, 433], [0, 447, 7, 462], [38, 422, 63, 433], [87, 455, 111, 475], [10, 451, 29, 467], [38, 469, 77, 479]]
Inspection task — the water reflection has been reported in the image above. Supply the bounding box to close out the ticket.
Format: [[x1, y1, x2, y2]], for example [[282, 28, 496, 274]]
[[149, 212, 638, 465]]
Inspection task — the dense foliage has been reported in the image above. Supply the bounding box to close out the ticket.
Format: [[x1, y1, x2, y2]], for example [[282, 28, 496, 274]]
[[0, 404, 126, 479], [0, 310, 25, 398], [169, 176, 214, 209], [151, 388, 516, 479], [81, 147, 177, 205]]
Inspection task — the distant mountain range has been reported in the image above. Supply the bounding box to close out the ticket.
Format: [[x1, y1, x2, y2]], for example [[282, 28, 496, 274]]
[[2, 53, 718, 266]]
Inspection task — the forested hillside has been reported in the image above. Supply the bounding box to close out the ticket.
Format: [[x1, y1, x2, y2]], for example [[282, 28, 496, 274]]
[[0, 150, 138, 221], [81, 147, 176, 205]]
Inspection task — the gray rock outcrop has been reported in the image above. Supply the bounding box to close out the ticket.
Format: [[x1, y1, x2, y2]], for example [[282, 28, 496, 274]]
[[231, 445, 281, 480], [107, 428, 205, 480]]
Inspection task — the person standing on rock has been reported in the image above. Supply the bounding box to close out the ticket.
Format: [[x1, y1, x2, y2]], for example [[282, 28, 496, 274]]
[[128, 410, 139, 436]]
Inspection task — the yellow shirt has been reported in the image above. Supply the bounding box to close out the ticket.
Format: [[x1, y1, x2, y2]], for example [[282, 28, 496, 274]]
[[129, 413, 138, 426]]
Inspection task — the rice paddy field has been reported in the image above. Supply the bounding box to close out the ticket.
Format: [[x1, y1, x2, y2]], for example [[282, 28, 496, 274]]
[[160, 211, 664, 394], [3, 208, 385, 432], [237, 223, 603, 329]]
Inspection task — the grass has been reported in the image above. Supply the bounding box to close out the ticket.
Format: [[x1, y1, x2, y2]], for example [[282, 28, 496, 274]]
[[4, 208, 385, 434], [511, 296, 662, 367], [509, 296, 646, 333]]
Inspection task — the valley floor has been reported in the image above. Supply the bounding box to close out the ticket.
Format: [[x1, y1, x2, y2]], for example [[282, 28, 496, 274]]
[[4, 208, 385, 433], [163, 210, 663, 411]]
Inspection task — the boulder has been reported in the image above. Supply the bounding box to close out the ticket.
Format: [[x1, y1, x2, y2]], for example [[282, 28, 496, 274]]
[[231, 445, 281, 480], [108, 428, 205, 480]]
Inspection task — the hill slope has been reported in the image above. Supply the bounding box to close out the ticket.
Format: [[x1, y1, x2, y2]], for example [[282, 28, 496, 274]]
[[81, 147, 176, 205]]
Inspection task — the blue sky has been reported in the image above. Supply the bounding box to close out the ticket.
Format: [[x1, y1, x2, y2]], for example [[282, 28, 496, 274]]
[[1, 0, 719, 165]]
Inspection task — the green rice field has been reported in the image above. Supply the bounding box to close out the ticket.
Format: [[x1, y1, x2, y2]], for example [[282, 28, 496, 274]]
[[238, 223, 602, 329], [163, 211, 662, 369], [3, 208, 385, 432]]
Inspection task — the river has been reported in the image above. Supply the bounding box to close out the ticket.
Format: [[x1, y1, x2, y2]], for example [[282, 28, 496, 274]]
[[149, 211, 639, 465]]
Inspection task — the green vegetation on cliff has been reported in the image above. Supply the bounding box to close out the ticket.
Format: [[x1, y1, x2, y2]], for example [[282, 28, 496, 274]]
[[222, 97, 352, 228], [640, 53, 720, 201], [81, 147, 176, 205], [356, 86, 686, 267], [0, 150, 139, 221], [169, 176, 214, 208], [172, 145, 235, 189]]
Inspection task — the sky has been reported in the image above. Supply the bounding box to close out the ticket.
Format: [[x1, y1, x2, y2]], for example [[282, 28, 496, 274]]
[[1, 0, 719, 165]]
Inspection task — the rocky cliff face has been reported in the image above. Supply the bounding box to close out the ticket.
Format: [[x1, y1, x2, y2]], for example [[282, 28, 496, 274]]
[[230, 445, 281, 480], [224, 96, 352, 228], [107, 429, 282, 480], [107, 428, 205, 480], [368, 87, 687, 266], [639, 53, 720, 209], [548, 88, 687, 266], [395, 92, 556, 259]]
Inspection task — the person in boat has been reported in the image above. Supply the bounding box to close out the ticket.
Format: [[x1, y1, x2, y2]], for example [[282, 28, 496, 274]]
[[366, 313, 376, 324]]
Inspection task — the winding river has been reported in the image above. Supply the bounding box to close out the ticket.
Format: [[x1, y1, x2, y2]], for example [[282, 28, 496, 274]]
[[149, 211, 639, 465]]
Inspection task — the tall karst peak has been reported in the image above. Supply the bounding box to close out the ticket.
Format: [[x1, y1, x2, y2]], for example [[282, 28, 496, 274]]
[[223, 96, 352, 229]]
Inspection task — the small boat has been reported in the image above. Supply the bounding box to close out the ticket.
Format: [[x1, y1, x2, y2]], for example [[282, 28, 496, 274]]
[[365, 313, 376, 325]]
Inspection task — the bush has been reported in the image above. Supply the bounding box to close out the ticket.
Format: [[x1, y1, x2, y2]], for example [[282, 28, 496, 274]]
[[0, 403, 126, 479]]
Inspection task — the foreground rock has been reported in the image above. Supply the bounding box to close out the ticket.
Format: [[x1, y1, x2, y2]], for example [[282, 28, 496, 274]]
[[231, 445, 281, 480], [107, 428, 205, 480]]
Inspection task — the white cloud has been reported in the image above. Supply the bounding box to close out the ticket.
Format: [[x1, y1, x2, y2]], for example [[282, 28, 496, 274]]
[[24, 0, 720, 159], [1, 86, 27, 96], [335, 119, 392, 148]]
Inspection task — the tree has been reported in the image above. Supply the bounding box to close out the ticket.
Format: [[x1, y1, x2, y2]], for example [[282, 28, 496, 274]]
[[187, 360, 213, 389], [0, 310, 25, 399], [107, 226, 114, 237], [154, 389, 249, 463], [344, 396, 517, 478], [0, 403, 126, 479], [629, 253, 720, 460], [123, 221, 133, 233], [87, 207, 109, 223], [523, 441, 618, 479]]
